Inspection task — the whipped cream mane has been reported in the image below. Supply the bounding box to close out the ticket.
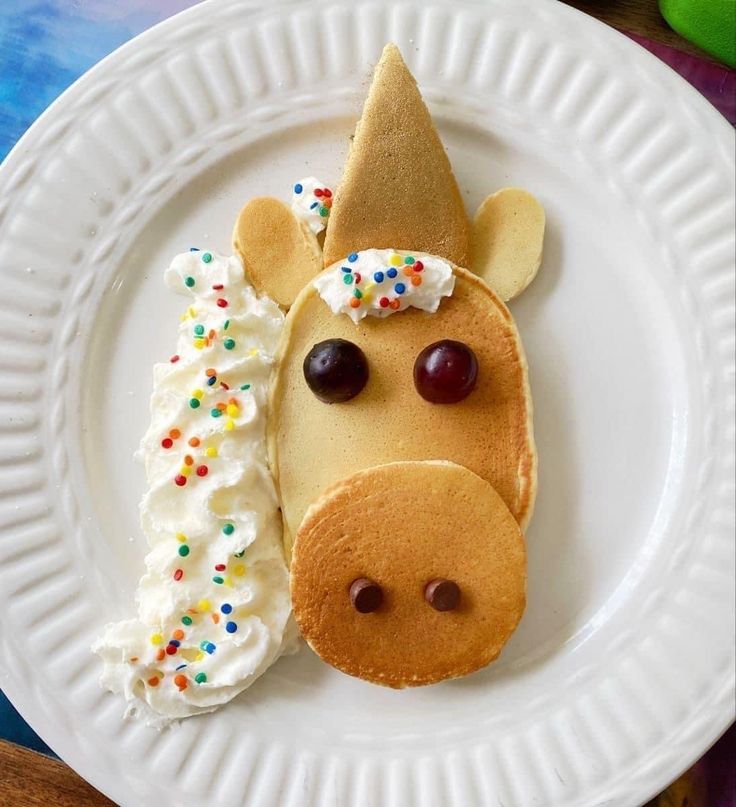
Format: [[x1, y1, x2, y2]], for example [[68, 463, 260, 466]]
[[94, 250, 294, 722], [313, 249, 456, 323]]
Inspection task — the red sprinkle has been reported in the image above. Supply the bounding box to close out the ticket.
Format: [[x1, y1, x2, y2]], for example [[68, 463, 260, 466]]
[[196, 465, 208, 477], [379, 297, 390, 308], [314, 188, 324, 197], [212, 284, 224, 290], [413, 260, 424, 272], [215, 563, 226, 571], [161, 438, 173, 449], [217, 299, 228, 308], [170, 355, 180, 363], [165, 644, 177, 655], [174, 475, 187, 487], [220, 382, 230, 390], [354, 273, 361, 284], [173, 568, 183, 581], [323, 188, 332, 197]]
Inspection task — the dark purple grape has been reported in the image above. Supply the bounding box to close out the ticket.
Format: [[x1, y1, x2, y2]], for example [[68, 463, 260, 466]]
[[413, 339, 478, 403], [303, 339, 369, 403]]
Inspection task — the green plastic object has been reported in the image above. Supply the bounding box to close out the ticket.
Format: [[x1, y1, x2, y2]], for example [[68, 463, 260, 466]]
[[659, 0, 736, 67]]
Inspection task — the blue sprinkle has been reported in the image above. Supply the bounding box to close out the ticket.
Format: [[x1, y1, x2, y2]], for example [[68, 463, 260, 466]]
[[189, 247, 200, 252], [387, 267, 398, 279], [175, 663, 187, 671], [225, 621, 238, 634], [348, 253, 358, 263], [206, 642, 216, 654], [395, 283, 407, 295], [294, 183, 303, 194], [207, 375, 216, 386], [341, 267, 351, 273], [170, 639, 181, 647], [309, 201, 319, 210], [221, 603, 233, 614], [373, 271, 384, 283]]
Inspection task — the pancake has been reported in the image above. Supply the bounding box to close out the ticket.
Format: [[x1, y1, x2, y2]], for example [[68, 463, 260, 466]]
[[322, 43, 470, 268], [471, 188, 546, 301], [269, 265, 537, 557], [232, 196, 322, 307], [290, 460, 527, 688]]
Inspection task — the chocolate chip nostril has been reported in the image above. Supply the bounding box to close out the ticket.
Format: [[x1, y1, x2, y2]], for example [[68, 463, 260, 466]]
[[425, 578, 461, 611], [349, 578, 383, 613]]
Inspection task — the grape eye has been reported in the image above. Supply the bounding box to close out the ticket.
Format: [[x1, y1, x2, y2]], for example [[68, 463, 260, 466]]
[[413, 339, 478, 403], [303, 338, 369, 403]]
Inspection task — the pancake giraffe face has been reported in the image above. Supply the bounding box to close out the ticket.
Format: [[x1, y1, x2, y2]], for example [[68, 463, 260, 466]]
[[235, 44, 544, 687]]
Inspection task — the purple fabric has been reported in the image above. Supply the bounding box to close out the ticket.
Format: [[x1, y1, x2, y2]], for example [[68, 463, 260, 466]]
[[626, 31, 736, 124]]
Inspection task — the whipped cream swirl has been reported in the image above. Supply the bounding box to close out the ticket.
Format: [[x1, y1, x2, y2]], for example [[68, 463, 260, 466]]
[[314, 249, 456, 323], [291, 176, 332, 234], [93, 250, 294, 722]]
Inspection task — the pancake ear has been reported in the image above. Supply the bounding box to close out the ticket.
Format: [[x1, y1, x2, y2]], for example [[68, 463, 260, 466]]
[[470, 189, 545, 301], [232, 197, 322, 308]]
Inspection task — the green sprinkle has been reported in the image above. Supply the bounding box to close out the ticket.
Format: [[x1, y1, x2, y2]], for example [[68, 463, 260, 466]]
[[202, 252, 213, 264], [194, 672, 207, 684], [353, 288, 363, 299], [212, 576, 224, 585], [223, 319, 230, 330], [182, 615, 193, 625], [240, 384, 251, 391], [404, 256, 415, 264], [223, 338, 236, 350], [211, 408, 222, 418], [234, 550, 245, 558], [342, 274, 353, 285], [194, 324, 205, 336], [319, 206, 329, 217], [185, 276, 195, 287], [189, 398, 200, 409], [178, 545, 190, 557], [222, 523, 235, 536], [199, 640, 209, 650]]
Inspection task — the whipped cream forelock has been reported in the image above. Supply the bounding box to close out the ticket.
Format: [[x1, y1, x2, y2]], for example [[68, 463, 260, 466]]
[[291, 176, 332, 234], [93, 250, 295, 722], [314, 249, 456, 323]]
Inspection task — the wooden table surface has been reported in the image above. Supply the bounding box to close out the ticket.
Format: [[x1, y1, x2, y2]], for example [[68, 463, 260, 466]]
[[0, 2, 722, 806]]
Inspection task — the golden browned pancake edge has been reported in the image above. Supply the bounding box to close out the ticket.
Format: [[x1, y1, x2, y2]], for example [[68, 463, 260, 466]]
[[322, 43, 470, 268], [290, 460, 527, 687], [268, 265, 537, 559]]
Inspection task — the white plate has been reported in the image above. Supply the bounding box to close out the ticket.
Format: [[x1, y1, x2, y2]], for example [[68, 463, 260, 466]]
[[0, 1, 733, 805]]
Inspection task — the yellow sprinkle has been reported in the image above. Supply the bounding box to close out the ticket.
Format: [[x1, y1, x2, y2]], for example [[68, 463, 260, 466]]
[[187, 306, 197, 318], [150, 633, 163, 646], [224, 576, 233, 588], [389, 254, 402, 266], [180, 465, 192, 476], [176, 532, 187, 543], [180, 313, 187, 322], [248, 348, 258, 357], [233, 564, 246, 577], [362, 294, 373, 305], [225, 419, 235, 431], [195, 651, 204, 662], [205, 447, 218, 458], [226, 404, 239, 417], [193, 339, 205, 350], [192, 389, 204, 399], [197, 599, 211, 612]]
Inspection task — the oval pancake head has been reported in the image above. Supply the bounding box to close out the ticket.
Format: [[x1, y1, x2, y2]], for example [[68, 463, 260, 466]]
[[291, 460, 527, 688], [269, 265, 537, 557]]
